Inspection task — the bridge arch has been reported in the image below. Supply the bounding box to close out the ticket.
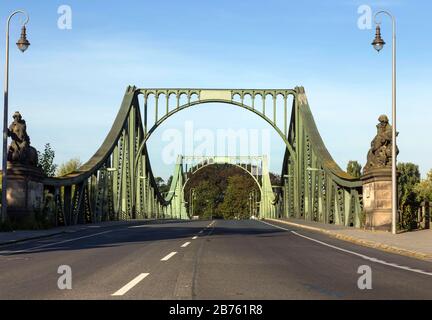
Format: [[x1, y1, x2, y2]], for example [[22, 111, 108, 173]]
[[135, 89, 298, 169], [41, 86, 362, 228], [181, 158, 263, 196]]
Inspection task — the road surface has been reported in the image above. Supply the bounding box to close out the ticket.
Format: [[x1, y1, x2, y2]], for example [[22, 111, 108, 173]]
[[0, 219, 431, 299]]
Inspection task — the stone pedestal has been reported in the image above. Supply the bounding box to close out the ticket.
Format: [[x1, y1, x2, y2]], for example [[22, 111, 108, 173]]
[[361, 168, 393, 231], [6, 162, 45, 223]]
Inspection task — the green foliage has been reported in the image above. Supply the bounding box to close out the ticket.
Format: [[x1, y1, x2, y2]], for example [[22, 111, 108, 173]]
[[218, 175, 259, 219], [155, 177, 164, 188], [193, 180, 220, 219], [347, 160, 362, 178], [37, 143, 57, 177], [269, 172, 281, 186], [184, 164, 264, 219], [155, 176, 172, 194], [56, 158, 82, 177], [414, 169, 432, 202], [397, 162, 421, 230]]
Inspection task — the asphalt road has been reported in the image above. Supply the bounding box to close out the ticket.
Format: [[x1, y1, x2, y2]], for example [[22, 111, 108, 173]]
[[0, 219, 431, 299]]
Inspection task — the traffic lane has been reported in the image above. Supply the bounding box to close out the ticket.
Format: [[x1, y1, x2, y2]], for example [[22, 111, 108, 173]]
[[193, 219, 432, 299], [257, 219, 432, 299], [194, 219, 326, 299], [125, 221, 216, 300], [264, 219, 432, 278], [0, 220, 211, 299]]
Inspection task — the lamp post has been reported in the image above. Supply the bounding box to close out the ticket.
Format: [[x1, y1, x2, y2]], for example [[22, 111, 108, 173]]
[[2, 10, 30, 222], [249, 192, 253, 219], [283, 174, 293, 218], [371, 10, 397, 235], [190, 188, 195, 218]]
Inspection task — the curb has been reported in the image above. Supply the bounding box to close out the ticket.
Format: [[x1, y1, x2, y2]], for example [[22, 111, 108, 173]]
[[265, 218, 432, 262]]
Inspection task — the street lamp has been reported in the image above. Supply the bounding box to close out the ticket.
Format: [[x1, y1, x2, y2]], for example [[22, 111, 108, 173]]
[[371, 10, 397, 235], [2, 10, 30, 222], [249, 192, 253, 219], [190, 188, 195, 217]]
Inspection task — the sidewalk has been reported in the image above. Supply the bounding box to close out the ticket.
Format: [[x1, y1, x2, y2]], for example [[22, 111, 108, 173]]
[[266, 217, 432, 262], [0, 219, 158, 246]]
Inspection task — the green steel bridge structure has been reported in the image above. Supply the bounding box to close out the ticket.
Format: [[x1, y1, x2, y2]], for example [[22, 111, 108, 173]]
[[43, 86, 363, 227]]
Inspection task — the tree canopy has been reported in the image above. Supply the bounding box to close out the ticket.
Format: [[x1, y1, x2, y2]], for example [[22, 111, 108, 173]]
[[56, 158, 82, 177], [347, 160, 362, 178], [184, 164, 260, 219], [37, 143, 57, 177]]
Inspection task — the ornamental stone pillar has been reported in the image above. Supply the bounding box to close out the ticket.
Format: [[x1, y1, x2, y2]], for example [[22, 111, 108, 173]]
[[361, 114, 398, 231]]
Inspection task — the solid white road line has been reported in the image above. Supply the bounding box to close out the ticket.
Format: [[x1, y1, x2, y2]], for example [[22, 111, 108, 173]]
[[161, 251, 177, 261], [0, 230, 113, 254], [111, 273, 149, 296], [259, 219, 291, 231], [192, 236, 198, 240], [260, 220, 432, 277], [181, 242, 191, 248], [128, 225, 148, 229]]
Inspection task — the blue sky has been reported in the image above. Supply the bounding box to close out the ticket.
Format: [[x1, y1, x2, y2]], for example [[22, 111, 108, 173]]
[[1, 0, 431, 180]]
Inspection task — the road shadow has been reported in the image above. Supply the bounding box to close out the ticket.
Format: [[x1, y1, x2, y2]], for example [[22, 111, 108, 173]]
[[0, 219, 286, 256]]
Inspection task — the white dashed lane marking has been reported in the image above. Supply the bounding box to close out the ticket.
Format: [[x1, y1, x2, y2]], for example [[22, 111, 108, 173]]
[[161, 252, 177, 261], [111, 273, 149, 296]]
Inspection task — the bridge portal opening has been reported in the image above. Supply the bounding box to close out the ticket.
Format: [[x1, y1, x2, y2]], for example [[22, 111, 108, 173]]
[[183, 163, 261, 220]]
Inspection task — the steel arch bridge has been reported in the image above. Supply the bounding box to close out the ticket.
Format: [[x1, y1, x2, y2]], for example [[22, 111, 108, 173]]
[[42, 86, 362, 227]]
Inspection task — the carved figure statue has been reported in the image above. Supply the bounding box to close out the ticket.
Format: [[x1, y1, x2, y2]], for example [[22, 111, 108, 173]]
[[364, 114, 398, 173], [7, 111, 38, 166]]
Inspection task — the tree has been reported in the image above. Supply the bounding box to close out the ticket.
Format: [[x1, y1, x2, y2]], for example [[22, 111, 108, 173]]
[[347, 160, 362, 178], [56, 158, 82, 177], [218, 175, 259, 220], [269, 172, 281, 186], [397, 162, 421, 230], [165, 175, 173, 189], [193, 180, 220, 219], [37, 143, 57, 177], [154, 177, 164, 187], [414, 169, 432, 202], [155, 176, 172, 194]]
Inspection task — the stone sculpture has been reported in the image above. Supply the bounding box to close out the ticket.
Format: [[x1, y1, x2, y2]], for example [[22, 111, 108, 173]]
[[363, 114, 398, 174], [7, 111, 38, 166]]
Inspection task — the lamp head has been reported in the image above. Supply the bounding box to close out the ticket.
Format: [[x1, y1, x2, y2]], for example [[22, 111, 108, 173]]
[[372, 24, 385, 52], [16, 25, 30, 52]]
